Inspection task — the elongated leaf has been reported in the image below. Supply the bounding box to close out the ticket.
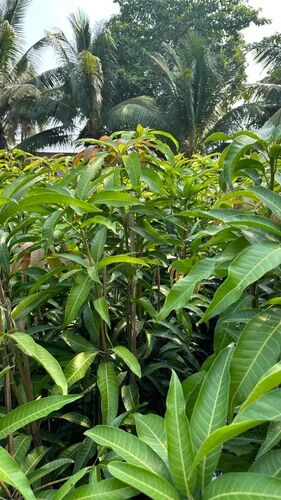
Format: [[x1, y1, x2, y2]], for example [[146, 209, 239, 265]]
[[108, 462, 180, 500], [86, 426, 166, 477], [67, 477, 137, 499], [257, 422, 281, 459], [0, 396, 80, 439], [11, 290, 59, 321], [91, 191, 142, 207], [76, 153, 107, 199], [223, 135, 258, 189], [64, 273, 92, 327], [91, 227, 107, 263], [52, 467, 90, 500], [13, 434, 32, 465], [0, 193, 100, 223], [97, 362, 119, 424], [165, 371, 195, 497], [240, 362, 281, 412], [250, 450, 281, 476], [204, 472, 281, 499], [201, 244, 281, 322], [94, 297, 110, 326], [236, 389, 281, 423], [190, 347, 233, 489], [61, 331, 96, 353], [9, 333, 67, 395], [123, 151, 142, 188], [112, 346, 141, 378], [182, 372, 206, 420], [98, 254, 149, 271], [158, 258, 216, 320], [230, 310, 281, 411], [0, 446, 36, 499], [53, 352, 97, 394], [135, 414, 167, 465], [28, 458, 73, 483], [205, 209, 281, 237], [250, 185, 281, 219]]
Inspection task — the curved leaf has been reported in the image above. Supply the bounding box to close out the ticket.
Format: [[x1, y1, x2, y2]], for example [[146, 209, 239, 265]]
[[0, 396, 80, 438], [204, 473, 281, 499], [250, 186, 281, 219], [9, 333, 67, 395], [250, 450, 281, 476], [112, 346, 141, 378], [108, 462, 180, 500], [0, 446, 36, 499], [64, 273, 92, 327], [201, 243, 281, 322], [240, 362, 281, 412], [86, 425, 167, 477], [135, 413, 167, 465]]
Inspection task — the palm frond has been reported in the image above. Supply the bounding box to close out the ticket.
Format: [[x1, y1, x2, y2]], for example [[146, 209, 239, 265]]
[[106, 96, 167, 131], [1, 0, 31, 37], [69, 9, 91, 53], [252, 34, 281, 70], [17, 126, 70, 151]]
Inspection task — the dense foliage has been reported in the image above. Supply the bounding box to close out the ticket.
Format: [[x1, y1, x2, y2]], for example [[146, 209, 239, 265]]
[[0, 123, 281, 498]]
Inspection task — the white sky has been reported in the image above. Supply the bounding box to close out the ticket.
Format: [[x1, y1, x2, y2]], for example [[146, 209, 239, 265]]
[[24, 0, 279, 82]]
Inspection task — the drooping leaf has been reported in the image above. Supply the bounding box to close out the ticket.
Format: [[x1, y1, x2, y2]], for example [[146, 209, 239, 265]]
[[108, 462, 180, 500], [201, 244, 281, 322], [91, 190, 142, 207], [9, 333, 67, 395], [52, 467, 90, 500], [86, 426, 167, 477], [67, 478, 137, 499], [240, 362, 281, 412], [0, 396, 80, 438], [257, 421, 281, 459], [91, 227, 107, 263], [93, 297, 110, 326], [158, 258, 216, 320], [112, 346, 141, 378], [0, 446, 36, 499], [249, 185, 281, 219]]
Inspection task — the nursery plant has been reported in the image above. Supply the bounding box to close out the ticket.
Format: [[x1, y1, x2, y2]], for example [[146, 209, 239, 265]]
[[0, 123, 280, 498]]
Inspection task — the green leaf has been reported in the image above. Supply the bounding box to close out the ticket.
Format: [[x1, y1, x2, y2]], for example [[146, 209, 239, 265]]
[[91, 191, 142, 207], [97, 362, 119, 424], [112, 346, 141, 378], [91, 227, 107, 263], [0, 446, 36, 499], [249, 186, 281, 219], [165, 371, 196, 497], [223, 135, 258, 189], [64, 273, 92, 327], [158, 258, 216, 320], [28, 458, 73, 484], [205, 209, 281, 238], [86, 426, 167, 477], [108, 462, 180, 500], [93, 297, 110, 326], [257, 422, 281, 459], [11, 290, 59, 321], [182, 372, 206, 420], [250, 450, 281, 476], [52, 467, 90, 500], [204, 473, 281, 499], [205, 132, 229, 143], [0, 396, 80, 438], [53, 352, 97, 393], [76, 153, 107, 199], [201, 244, 281, 322], [98, 254, 150, 271], [135, 414, 167, 465], [240, 362, 281, 412], [123, 151, 142, 188], [230, 310, 281, 411], [190, 346, 233, 489], [235, 388, 281, 423], [9, 333, 67, 395], [13, 434, 32, 465], [61, 331, 97, 353], [67, 477, 137, 499]]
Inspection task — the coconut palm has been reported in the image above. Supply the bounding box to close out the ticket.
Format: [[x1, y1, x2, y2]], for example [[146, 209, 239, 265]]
[[0, 0, 53, 147]]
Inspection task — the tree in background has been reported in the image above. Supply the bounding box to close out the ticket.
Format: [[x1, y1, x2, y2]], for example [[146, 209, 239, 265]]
[[109, 0, 266, 103]]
